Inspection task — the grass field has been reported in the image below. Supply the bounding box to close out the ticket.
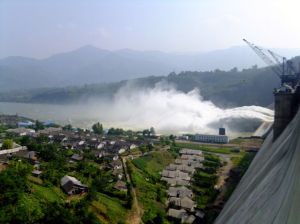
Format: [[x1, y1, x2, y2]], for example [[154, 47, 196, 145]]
[[132, 151, 175, 179], [225, 152, 256, 199], [231, 157, 243, 166], [28, 175, 43, 185], [129, 159, 170, 223], [91, 193, 127, 224], [30, 183, 66, 202], [129, 151, 175, 223]]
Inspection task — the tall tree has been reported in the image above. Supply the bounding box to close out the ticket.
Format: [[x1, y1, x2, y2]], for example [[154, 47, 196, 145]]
[[92, 122, 104, 134]]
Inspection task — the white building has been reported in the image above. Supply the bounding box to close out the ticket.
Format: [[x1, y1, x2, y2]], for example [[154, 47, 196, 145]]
[[195, 134, 229, 144]]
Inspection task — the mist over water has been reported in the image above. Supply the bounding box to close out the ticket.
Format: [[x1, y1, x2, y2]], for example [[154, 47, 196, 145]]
[[91, 82, 274, 136], [0, 82, 274, 136]]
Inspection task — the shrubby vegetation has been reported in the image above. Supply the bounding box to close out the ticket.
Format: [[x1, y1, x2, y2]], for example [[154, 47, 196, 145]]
[[107, 128, 126, 135], [0, 160, 102, 224], [203, 154, 221, 174], [0, 125, 7, 133], [0, 134, 134, 224], [225, 152, 256, 199], [129, 152, 174, 224], [190, 153, 221, 223], [2, 139, 13, 149]]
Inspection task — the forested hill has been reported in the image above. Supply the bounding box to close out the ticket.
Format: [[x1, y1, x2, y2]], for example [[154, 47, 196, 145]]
[[3, 57, 300, 107]]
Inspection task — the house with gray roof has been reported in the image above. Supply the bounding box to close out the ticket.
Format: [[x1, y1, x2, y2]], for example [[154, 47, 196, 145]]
[[166, 164, 195, 174], [182, 214, 196, 224], [161, 170, 191, 181], [61, 175, 88, 195], [113, 180, 127, 191], [161, 177, 190, 186], [180, 148, 202, 156], [168, 186, 193, 199], [167, 208, 196, 223], [70, 153, 83, 163], [6, 127, 35, 136], [38, 127, 62, 135], [167, 208, 186, 220], [169, 196, 196, 211], [109, 159, 122, 170]]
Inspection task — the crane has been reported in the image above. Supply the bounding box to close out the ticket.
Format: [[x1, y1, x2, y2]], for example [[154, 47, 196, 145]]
[[243, 39, 300, 87], [243, 39, 282, 78]]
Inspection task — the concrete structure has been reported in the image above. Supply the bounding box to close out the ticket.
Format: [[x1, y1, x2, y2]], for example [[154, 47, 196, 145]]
[[273, 86, 300, 140], [219, 128, 226, 135], [0, 145, 27, 155], [252, 121, 273, 138], [215, 107, 300, 224], [194, 134, 229, 144]]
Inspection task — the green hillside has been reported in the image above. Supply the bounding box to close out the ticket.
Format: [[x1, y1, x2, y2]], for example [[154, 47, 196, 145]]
[[3, 57, 300, 107]]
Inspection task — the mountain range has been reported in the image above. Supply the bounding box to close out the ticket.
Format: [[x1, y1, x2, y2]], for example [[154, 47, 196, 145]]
[[1, 45, 300, 92]]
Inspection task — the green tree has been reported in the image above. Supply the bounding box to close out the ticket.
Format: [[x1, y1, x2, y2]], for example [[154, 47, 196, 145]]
[[20, 135, 30, 146], [86, 186, 98, 202], [92, 122, 104, 134], [143, 129, 150, 136], [2, 139, 13, 149], [147, 143, 153, 151], [63, 124, 73, 130], [35, 120, 44, 130]]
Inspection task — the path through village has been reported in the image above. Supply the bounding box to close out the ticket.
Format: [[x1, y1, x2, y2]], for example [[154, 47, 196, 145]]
[[122, 157, 142, 224]]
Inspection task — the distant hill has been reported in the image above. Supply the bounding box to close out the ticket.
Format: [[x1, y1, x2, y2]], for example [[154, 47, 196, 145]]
[[3, 55, 300, 107], [1, 45, 300, 92]]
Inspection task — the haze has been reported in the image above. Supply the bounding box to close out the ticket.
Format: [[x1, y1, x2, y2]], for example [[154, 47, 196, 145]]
[[1, 0, 300, 58]]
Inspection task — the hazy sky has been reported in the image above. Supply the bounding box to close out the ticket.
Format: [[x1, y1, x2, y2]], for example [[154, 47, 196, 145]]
[[1, 0, 300, 58]]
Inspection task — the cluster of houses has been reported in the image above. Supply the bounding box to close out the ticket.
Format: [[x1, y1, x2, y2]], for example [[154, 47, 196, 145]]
[[4, 127, 139, 162], [0, 141, 41, 177], [161, 149, 205, 224], [0, 125, 143, 195]]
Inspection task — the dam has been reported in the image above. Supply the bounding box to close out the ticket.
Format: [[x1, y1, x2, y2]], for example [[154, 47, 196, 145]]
[[215, 83, 300, 223]]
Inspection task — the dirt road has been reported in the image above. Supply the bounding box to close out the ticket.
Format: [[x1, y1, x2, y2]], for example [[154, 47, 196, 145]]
[[122, 157, 143, 224]]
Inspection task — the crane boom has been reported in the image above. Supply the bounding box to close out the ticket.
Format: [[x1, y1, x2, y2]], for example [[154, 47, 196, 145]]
[[267, 49, 285, 77], [243, 39, 282, 77]]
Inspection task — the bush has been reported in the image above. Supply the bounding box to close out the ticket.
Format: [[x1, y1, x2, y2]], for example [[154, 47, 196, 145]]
[[2, 139, 13, 149]]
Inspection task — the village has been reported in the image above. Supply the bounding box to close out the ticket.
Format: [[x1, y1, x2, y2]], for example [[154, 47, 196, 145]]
[[0, 116, 147, 195], [0, 114, 262, 224]]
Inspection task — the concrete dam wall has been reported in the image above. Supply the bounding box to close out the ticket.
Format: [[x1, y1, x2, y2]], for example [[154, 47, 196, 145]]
[[215, 108, 300, 224]]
